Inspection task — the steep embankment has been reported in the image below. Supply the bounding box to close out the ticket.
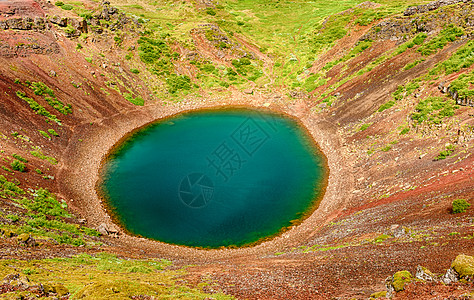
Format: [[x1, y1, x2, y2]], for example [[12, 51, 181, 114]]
[[0, 0, 473, 299]]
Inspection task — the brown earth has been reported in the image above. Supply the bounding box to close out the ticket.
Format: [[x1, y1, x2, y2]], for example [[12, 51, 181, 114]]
[[0, 0, 473, 299]]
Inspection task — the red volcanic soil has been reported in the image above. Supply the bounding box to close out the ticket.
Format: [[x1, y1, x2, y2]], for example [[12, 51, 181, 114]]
[[0, 0, 44, 20]]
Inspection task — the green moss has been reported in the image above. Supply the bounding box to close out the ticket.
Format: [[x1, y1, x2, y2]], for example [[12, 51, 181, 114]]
[[392, 270, 413, 292], [451, 254, 474, 278], [370, 291, 387, 298], [123, 93, 144, 106], [39, 130, 51, 139], [374, 234, 391, 243]]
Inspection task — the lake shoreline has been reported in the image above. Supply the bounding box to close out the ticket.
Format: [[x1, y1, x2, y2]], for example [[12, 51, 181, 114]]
[[57, 92, 353, 261]]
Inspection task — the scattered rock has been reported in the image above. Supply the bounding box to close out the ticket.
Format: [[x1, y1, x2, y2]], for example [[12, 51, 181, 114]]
[[49, 15, 67, 27], [97, 223, 109, 235], [385, 276, 395, 298], [440, 267, 459, 284], [393, 225, 408, 238], [243, 89, 253, 95], [97, 223, 119, 237], [415, 265, 437, 281], [16, 233, 37, 247]]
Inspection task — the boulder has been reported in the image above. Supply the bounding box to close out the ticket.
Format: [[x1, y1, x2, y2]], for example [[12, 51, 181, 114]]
[[451, 254, 474, 278], [17, 233, 37, 247], [97, 223, 119, 237], [391, 270, 413, 292], [49, 15, 67, 27]]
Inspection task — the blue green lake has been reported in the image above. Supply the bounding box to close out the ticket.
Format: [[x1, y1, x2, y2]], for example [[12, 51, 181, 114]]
[[99, 108, 327, 248]]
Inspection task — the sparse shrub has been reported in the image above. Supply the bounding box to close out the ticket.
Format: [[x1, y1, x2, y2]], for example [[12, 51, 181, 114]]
[[6, 214, 20, 222], [358, 123, 371, 131], [11, 160, 26, 172], [205, 8, 216, 16], [400, 128, 409, 135], [12, 154, 28, 163], [166, 74, 192, 94], [16, 91, 61, 124], [48, 129, 59, 137], [452, 199, 470, 214], [76, 43, 83, 50], [55, 1, 64, 6], [61, 4, 73, 10], [436, 144, 455, 160], [130, 68, 140, 74], [123, 93, 145, 106], [39, 130, 51, 139], [378, 100, 395, 112]]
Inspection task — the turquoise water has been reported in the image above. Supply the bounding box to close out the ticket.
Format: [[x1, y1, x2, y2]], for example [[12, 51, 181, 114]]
[[99, 108, 327, 248]]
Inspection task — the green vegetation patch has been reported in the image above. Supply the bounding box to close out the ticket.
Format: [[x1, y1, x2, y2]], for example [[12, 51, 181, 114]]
[[323, 40, 373, 71], [411, 96, 458, 125], [394, 33, 427, 56], [436, 144, 455, 160], [302, 73, 327, 92], [418, 25, 464, 56], [0, 176, 100, 246], [449, 70, 474, 101], [137, 36, 173, 76], [30, 148, 58, 165], [30, 82, 72, 115], [432, 40, 474, 74], [12, 154, 27, 163], [123, 93, 145, 106], [378, 100, 395, 112], [0, 253, 233, 299], [10, 160, 26, 172], [0, 175, 25, 198]]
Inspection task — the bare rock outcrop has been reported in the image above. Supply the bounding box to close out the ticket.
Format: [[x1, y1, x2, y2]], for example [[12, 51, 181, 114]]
[[404, 0, 470, 16]]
